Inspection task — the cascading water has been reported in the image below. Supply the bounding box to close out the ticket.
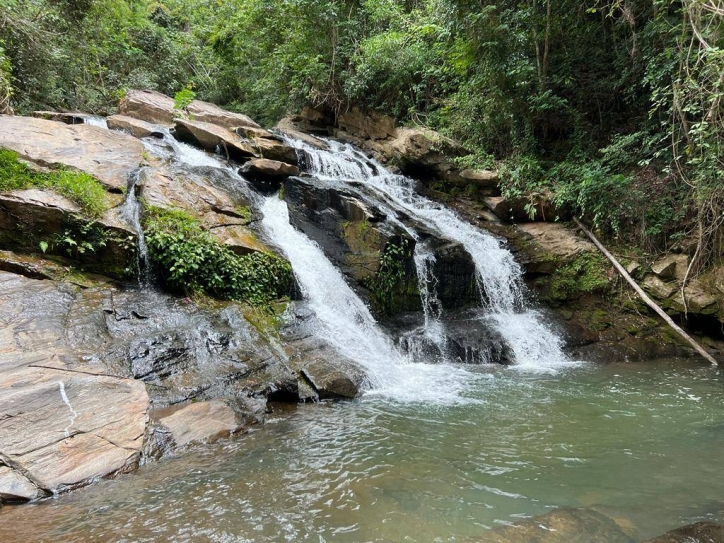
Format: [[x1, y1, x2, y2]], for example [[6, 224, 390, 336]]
[[284, 137, 578, 372], [119, 169, 151, 284], [83, 116, 108, 129]]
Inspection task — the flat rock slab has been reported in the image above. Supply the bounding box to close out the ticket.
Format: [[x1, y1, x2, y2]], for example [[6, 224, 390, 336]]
[[119, 89, 176, 125], [158, 400, 242, 447], [186, 99, 260, 130], [174, 119, 258, 161], [0, 115, 144, 191], [0, 365, 148, 495], [107, 114, 164, 139], [517, 223, 595, 261]]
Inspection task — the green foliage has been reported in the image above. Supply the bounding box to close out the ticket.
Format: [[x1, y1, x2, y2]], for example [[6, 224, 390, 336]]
[[0, 149, 108, 217], [143, 206, 292, 305], [550, 252, 610, 302], [368, 238, 413, 314], [48, 222, 109, 258], [173, 86, 196, 110]]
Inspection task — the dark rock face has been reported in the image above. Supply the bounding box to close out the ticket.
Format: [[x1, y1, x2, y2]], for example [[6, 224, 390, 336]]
[[431, 241, 480, 310], [643, 521, 724, 542], [240, 159, 300, 193]]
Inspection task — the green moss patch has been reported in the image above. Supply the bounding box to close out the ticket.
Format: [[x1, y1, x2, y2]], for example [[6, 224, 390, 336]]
[[550, 252, 611, 302], [0, 148, 109, 218], [143, 206, 292, 305]]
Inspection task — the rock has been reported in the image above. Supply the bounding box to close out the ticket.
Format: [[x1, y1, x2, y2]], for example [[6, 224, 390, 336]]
[[0, 189, 137, 279], [625, 261, 641, 275], [478, 507, 635, 543], [459, 168, 499, 186], [387, 127, 466, 178], [0, 466, 46, 503], [668, 279, 718, 314], [643, 521, 724, 542], [250, 137, 299, 165], [337, 106, 397, 141], [517, 223, 595, 262], [31, 111, 91, 125], [286, 337, 367, 399], [0, 249, 68, 281], [642, 275, 677, 300], [173, 119, 258, 161], [651, 254, 689, 281], [0, 365, 149, 495], [186, 99, 261, 130], [0, 115, 144, 191], [138, 164, 271, 257], [276, 117, 330, 149], [107, 114, 164, 138], [157, 400, 243, 447], [241, 159, 300, 192], [118, 89, 176, 125], [234, 125, 277, 140], [431, 242, 480, 309]]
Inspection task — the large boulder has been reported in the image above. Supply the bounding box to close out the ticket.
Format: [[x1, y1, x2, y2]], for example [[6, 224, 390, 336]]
[[107, 114, 164, 138], [0, 115, 144, 192], [240, 159, 300, 193], [337, 106, 397, 141], [118, 89, 176, 125], [276, 117, 330, 149], [186, 99, 260, 130], [0, 365, 148, 499], [386, 127, 466, 178], [173, 119, 258, 161]]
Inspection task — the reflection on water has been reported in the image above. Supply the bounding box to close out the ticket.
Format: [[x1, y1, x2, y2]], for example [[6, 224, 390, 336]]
[[1, 359, 723, 542]]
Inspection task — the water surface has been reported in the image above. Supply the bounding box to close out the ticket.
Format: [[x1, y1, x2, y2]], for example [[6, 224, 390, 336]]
[[2, 359, 723, 542]]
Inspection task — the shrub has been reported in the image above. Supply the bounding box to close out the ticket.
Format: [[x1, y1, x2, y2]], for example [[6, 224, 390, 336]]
[[143, 206, 292, 305]]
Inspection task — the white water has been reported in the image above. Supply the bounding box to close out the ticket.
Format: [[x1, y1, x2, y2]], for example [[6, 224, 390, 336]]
[[286, 138, 578, 373], [261, 196, 476, 404], [83, 116, 108, 129], [119, 169, 151, 284]]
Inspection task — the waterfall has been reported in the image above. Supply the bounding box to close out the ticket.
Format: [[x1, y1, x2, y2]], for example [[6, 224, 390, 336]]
[[83, 116, 108, 129], [119, 169, 151, 285], [260, 196, 474, 403], [282, 137, 578, 372]]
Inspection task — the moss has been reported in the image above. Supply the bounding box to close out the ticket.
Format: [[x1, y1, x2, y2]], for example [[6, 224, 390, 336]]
[[235, 205, 253, 225], [549, 251, 611, 302], [588, 309, 612, 331], [0, 148, 109, 218], [366, 237, 419, 315], [143, 205, 292, 305]]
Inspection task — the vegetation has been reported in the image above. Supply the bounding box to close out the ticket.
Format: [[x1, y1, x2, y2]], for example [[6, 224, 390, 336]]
[[1, 0, 722, 269], [143, 206, 292, 305], [549, 252, 611, 302], [0, 149, 108, 217], [367, 238, 416, 315]]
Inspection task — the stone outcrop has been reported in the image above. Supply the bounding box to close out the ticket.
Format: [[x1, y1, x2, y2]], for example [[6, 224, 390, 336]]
[[0, 115, 144, 192], [118, 89, 176, 125], [0, 189, 137, 279], [107, 114, 164, 138], [174, 119, 258, 161], [32, 111, 92, 125], [240, 159, 300, 192], [185, 99, 260, 130]]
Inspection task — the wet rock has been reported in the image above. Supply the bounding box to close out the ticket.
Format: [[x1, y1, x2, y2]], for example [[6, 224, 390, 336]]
[[276, 117, 330, 149], [0, 115, 144, 191], [478, 507, 635, 543], [0, 249, 67, 280], [286, 337, 367, 399], [431, 242, 480, 310], [0, 189, 137, 279], [118, 89, 176, 125], [0, 365, 148, 495], [241, 159, 300, 193], [0, 466, 46, 503], [643, 521, 724, 542], [173, 119, 258, 161], [157, 400, 244, 447], [186, 99, 260, 130], [107, 114, 164, 138], [337, 106, 397, 141], [234, 125, 278, 140]]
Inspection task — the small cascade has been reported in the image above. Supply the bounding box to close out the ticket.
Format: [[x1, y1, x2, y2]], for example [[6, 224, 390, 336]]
[[283, 136, 577, 372], [83, 116, 108, 129], [120, 169, 151, 285]]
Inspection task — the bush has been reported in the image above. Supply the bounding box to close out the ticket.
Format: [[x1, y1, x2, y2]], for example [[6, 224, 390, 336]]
[[0, 149, 109, 218], [143, 207, 292, 305]]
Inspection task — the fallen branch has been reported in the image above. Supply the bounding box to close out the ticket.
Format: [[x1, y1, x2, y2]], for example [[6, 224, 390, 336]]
[[573, 217, 718, 366]]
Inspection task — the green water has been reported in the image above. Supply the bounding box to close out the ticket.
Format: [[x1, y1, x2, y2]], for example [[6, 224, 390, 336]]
[[1, 359, 723, 542]]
